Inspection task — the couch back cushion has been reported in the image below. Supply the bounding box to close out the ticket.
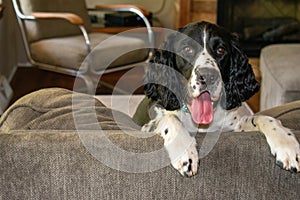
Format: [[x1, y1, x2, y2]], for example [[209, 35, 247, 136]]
[[19, 0, 92, 42], [258, 100, 300, 130], [0, 88, 139, 131]]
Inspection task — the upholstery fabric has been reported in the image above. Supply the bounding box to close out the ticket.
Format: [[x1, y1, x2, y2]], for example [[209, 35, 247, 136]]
[[0, 88, 300, 199], [30, 33, 149, 71], [19, 0, 92, 42], [259, 100, 300, 130], [260, 44, 300, 110], [1, 130, 299, 199], [0, 88, 139, 131]]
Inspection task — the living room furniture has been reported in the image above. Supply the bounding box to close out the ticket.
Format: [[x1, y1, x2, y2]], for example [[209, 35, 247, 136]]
[[260, 44, 300, 110], [12, 0, 153, 94], [0, 88, 299, 199]]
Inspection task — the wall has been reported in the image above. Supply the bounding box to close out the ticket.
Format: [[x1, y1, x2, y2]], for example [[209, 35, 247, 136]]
[[0, 0, 19, 80], [85, 0, 175, 29], [191, 0, 216, 23]]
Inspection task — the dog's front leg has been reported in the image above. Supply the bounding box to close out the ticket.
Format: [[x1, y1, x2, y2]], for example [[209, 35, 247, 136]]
[[235, 115, 300, 172], [142, 108, 199, 177]]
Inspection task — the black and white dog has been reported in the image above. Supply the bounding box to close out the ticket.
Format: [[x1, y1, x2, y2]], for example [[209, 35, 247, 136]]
[[142, 21, 300, 176]]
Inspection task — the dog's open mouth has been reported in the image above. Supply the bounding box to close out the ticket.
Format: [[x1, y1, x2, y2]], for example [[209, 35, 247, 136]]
[[188, 91, 213, 125]]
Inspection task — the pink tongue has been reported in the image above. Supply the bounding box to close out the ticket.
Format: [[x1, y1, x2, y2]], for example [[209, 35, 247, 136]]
[[191, 92, 213, 124]]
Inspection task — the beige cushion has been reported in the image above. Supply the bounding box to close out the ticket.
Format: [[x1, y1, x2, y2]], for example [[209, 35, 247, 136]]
[[260, 44, 300, 110], [20, 0, 92, 42], [30, 33, 149, 71]]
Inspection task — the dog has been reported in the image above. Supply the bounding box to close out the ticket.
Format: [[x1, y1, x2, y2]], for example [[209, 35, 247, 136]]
[[141, 21, 300, 177]]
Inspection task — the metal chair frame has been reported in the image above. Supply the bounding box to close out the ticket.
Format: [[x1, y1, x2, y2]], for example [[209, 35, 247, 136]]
[[12, 0, 154, 94]]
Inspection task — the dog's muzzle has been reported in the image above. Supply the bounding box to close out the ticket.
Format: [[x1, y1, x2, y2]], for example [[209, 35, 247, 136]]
[[187, 67, 222, 125], [196, 67, 220, 89], [190, 67, 221, 99]]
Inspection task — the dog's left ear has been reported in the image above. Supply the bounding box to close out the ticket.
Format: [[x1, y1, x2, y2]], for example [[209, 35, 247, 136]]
[[222, 35, 260, 110], [144, 33, 185, 110]]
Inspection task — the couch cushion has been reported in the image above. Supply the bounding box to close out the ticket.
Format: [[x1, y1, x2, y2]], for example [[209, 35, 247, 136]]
[[30, 32, 149, 71], [258, 100, 300, 130], [260, 44, 300, 110], [0, 129, 299, 199], [0, 88, 139, 132], [1, 88, 300, 199]]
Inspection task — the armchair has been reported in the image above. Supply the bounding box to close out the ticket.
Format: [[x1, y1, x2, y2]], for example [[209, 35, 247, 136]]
[[12, 0, 154, 94]]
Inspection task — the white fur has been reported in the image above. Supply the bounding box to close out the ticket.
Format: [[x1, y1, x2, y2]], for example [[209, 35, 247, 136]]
[[148, 107, 199, 176], [189, 29, 222, 101]]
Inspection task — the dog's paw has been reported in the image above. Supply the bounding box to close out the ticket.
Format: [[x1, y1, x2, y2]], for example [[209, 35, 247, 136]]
[[144, 110, 200, 177], [170, 143, 199, 177], [153, 114, 199, 177], [272, 136, 300, 173], [268, 130, 300, 173], [254, 116, 300, 173]]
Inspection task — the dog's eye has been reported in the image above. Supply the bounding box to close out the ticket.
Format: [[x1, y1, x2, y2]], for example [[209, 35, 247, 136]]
[[183, 46, 194, 55], [216, 47, 225, 55]]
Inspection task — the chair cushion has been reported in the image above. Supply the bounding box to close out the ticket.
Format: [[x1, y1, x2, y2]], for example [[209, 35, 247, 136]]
[[20, 0, 92, 42], [260, 44, 300, 110], [30, 32, 149, 71]]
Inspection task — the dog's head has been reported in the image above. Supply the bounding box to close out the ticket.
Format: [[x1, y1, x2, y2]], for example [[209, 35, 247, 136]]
[[144, 21, 259, 124]]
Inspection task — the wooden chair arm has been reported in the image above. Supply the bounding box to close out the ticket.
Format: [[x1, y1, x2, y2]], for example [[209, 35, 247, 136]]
[[31, 12, 84, 25], [94, 4, 150, 16]]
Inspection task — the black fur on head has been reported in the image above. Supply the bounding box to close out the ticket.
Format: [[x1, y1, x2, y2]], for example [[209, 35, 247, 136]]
[[144, 32, 189, 110], [218, 31, 260, 110], [144, 21, 259, 111]]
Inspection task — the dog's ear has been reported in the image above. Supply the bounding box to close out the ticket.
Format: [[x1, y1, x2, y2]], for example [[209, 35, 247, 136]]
[[222, 35, 260, 110], [144, 33, 185, 110]]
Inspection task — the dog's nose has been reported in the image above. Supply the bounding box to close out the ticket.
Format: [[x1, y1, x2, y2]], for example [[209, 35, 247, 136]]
[[195, 67, 220, 85]]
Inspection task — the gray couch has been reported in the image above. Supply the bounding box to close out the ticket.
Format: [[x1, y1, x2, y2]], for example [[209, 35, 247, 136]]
[[260, 44, 300, 110], [0, 88, 299, 199]]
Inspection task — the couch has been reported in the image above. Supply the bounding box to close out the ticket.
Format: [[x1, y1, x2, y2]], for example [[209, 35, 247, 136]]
[[0, 88, 299, 199]]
